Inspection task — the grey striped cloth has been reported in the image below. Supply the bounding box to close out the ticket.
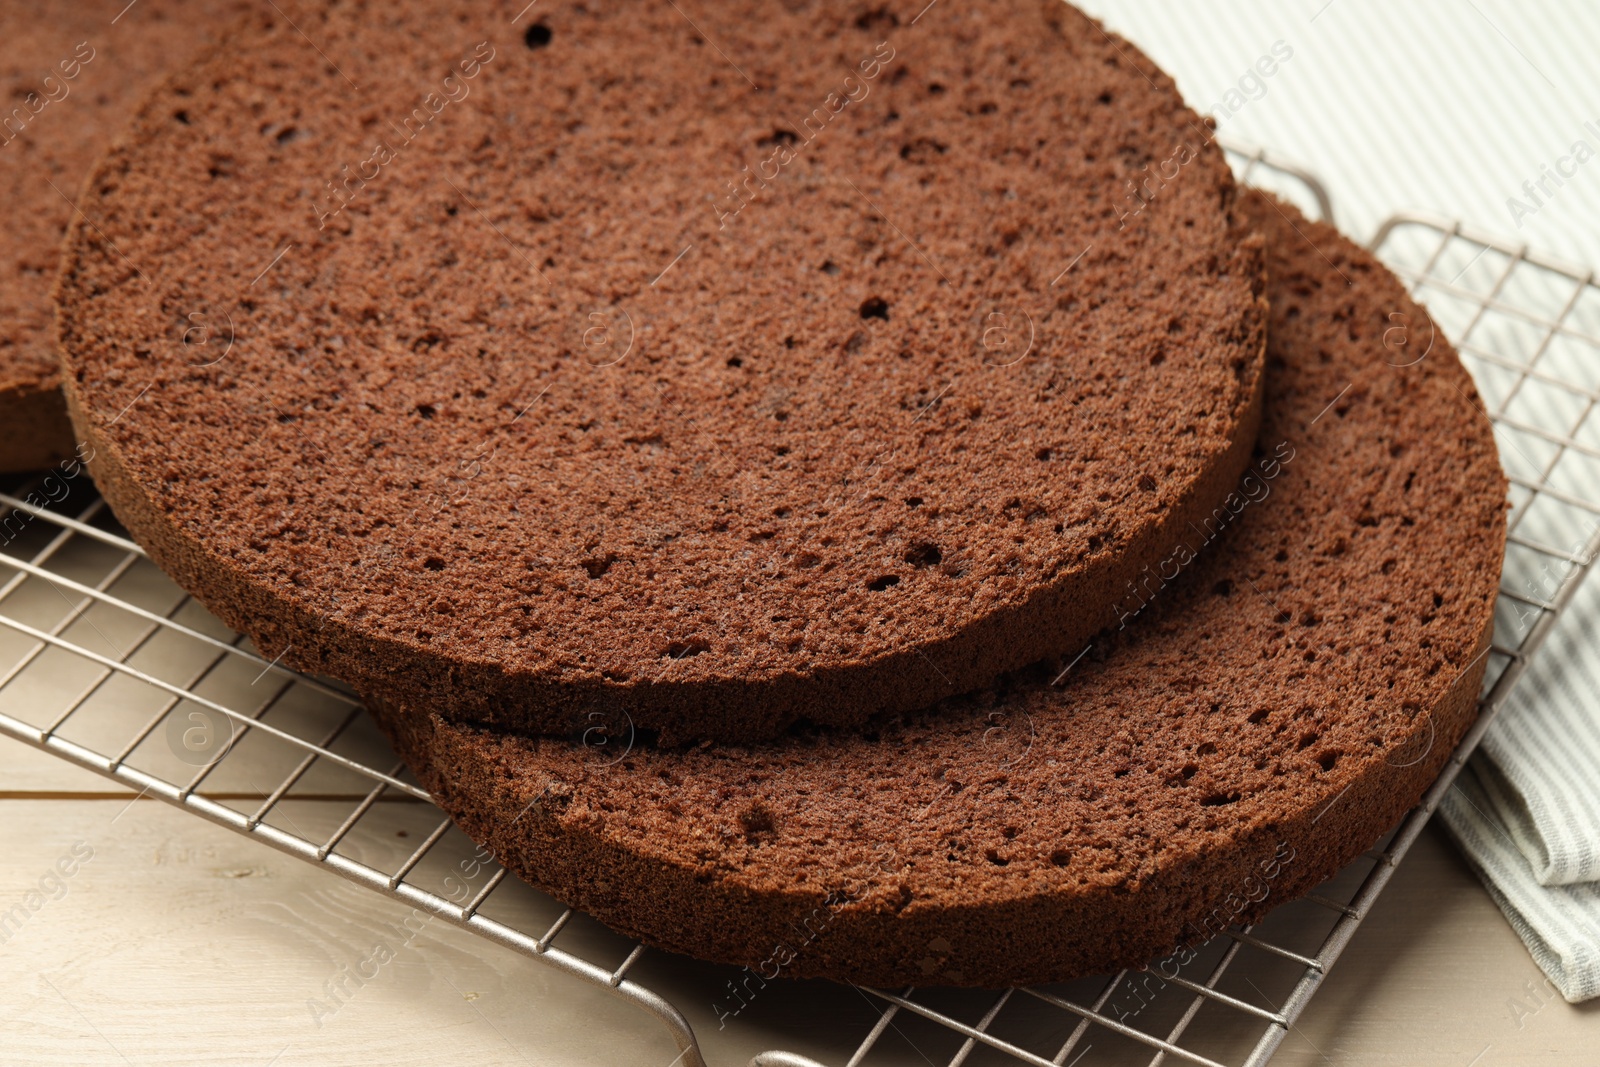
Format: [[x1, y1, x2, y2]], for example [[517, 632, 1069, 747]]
[[1439, 563, 1600, 1003]]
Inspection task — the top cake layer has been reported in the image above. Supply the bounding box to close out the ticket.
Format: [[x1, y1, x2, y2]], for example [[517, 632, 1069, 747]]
[[58, 0, 1266, 742]]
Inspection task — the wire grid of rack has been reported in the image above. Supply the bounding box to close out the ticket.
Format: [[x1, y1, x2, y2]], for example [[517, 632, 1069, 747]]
[[2, 149, 1595, 1067]]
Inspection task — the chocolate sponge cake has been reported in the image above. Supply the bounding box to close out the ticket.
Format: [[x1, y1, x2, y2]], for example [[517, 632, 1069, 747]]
[[0, 0, 254, 472], [57, 0, 1267, 743], [366, 192, 1508, 987]]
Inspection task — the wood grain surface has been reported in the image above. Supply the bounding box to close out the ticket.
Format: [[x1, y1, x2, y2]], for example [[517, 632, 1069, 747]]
[[2, 736, 1597, 1066]]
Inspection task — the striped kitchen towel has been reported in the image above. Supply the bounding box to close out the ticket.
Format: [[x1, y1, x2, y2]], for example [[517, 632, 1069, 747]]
[[1439, 560, 1600, 1002]]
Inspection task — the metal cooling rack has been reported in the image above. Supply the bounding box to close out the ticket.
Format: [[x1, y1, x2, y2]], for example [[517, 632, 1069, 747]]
[[2, 150, 1595, 1067]]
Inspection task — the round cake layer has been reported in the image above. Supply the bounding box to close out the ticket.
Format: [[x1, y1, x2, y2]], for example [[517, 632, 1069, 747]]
[[0, 0, 254, 472], [58, 0, 1266, 743], [367, 192, 1507, 987]]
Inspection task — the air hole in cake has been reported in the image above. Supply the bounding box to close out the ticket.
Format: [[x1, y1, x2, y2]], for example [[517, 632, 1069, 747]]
[[727, 356, 742, 368], [900, 138, 948, 164], [415, 403, 436, 419], [904, 496, 923, 507], [740, 801, 777, 839], [819, 260, 840, 276], [904, 542, 942, 568], [1036, 447, 1053, 461], [1316, 751, 1340, 773], [984, 848, 1009, 866], [582, 555, 615, 579], [422, 557, 445, 571], [855, 7, 899, 29], [1138, 474, 1157, 492], [1049, 849, 1070, 867], [1297, 731, 1320, 750], [663, 639, 709, 659], [1200, 791, 1240, 807], [757, 129, 798, 147], [860, 297, 890, 321], [1212, 579, 1233, 597], [524, 23, 552, 49], [1247, 708, 1269, 724], [867, 575, 900, 591]]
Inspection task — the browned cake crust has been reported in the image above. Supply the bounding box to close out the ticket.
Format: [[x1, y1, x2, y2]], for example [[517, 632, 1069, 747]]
[[0, 0, 254, 472], [57, 0, 1266, 743], [366, 192, 1507, 988]]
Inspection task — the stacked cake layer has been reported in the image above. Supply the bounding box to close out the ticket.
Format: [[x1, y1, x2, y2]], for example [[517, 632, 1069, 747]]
[[36, 0, 1506, 988], [0, 0, 256, 472]]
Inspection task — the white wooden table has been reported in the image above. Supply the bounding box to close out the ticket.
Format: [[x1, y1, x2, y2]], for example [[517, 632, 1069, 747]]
[[3, 734, 1597, 1066]]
